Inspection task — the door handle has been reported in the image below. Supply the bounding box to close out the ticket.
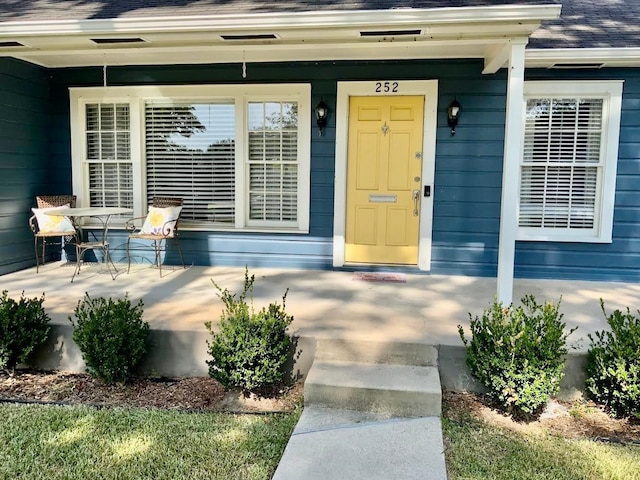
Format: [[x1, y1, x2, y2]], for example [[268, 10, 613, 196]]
[[412, 189, 419, 216]]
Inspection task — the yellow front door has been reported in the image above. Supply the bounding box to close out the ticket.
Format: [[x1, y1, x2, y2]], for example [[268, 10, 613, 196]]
[[345, 96, 425, 265]]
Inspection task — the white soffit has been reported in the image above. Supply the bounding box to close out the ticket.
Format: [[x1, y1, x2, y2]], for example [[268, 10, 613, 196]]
[[0, 5, 561, 69], [526, 48, 640, 69]]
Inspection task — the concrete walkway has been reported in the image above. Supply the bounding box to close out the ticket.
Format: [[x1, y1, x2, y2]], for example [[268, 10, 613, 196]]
[[273, 407, 447, 480]]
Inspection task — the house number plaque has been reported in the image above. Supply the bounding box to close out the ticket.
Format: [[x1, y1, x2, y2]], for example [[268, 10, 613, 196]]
[[375, 81, 399, 93]]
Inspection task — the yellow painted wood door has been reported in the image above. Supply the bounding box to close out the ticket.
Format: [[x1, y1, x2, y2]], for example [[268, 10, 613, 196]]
[[345, 96, 425, 265]]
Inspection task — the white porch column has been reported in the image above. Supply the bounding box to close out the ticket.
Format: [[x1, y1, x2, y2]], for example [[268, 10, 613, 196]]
[[497, 40, 526, 304]]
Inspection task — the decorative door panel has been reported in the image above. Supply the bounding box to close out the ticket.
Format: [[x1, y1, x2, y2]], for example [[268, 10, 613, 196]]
[[345, 95, 424, 265]]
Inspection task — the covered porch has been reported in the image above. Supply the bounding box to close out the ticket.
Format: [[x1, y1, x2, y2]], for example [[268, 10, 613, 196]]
[[3, 263, 635, 394]]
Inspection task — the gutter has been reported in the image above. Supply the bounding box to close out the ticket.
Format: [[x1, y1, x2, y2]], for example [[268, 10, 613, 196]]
[[0, 5, 562, 36], [526, 47, 640, 68]]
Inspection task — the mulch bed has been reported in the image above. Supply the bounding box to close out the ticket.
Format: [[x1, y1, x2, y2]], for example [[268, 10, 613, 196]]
[[444, 390, 640, 445], [0, 370, 303, 413]]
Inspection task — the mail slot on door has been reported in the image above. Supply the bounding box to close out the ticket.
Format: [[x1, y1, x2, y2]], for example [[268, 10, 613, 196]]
[[368, 194, 397, 203]]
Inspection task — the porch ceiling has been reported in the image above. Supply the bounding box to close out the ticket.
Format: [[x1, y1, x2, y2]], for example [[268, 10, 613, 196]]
[[0, 5, 560, 73]]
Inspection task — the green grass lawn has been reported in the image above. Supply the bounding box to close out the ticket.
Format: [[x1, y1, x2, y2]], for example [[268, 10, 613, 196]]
[[443, 408, 640, 480], [0, 403, 300, 480]]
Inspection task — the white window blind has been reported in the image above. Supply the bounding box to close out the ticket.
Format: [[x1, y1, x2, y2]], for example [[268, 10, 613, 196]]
[[145, 102, 235, 225], [85, 103, 133, 209], [519, 98, 603, 230], [247, 102, 298, 223]]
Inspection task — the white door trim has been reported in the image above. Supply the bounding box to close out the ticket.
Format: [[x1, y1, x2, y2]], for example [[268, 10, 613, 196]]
[[333, 80, 439, 270]]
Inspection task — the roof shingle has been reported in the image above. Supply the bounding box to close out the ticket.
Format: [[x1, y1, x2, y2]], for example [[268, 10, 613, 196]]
[[0, 0, 636, 50]]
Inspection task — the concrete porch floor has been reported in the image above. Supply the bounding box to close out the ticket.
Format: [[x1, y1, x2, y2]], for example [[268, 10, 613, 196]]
[[2, 261, 639, 384]]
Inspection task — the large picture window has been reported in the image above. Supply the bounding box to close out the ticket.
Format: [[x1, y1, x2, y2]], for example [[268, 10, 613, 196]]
[[517, 81, 623, 243], [145, 101, 236, 225], [71, 85, 311, 233]]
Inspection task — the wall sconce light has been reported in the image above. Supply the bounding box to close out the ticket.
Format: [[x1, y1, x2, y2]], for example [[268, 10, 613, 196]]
[[447, 99, 462, 135], [315, 98, 329, 136]]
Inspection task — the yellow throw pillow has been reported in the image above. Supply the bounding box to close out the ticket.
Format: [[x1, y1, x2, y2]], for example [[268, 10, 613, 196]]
[[140, 206, 182, 237], [32, 205, 75, 234]]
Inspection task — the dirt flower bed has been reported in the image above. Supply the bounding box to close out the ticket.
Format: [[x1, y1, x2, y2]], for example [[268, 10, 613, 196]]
[[444, 390, 640, 444], [0, 369, 303, 413]]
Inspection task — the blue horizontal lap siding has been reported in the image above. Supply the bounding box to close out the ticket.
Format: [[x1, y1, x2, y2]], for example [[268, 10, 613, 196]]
[[514, 68, 640, 282], [309, 105, 336, 240], [0, 58, 53, 274], [30, 59, 640, 282], [432, 67, 506, 277], [47, 59, 506, 272], [104, 230, 333, 269]]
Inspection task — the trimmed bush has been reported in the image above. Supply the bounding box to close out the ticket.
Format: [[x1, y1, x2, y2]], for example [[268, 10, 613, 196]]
[[69, 293, 149, 384], [586, 300, 640, 418], [205, 269, 294, 392], [0, 290, 50, 373], [458, 295, 576, 417]]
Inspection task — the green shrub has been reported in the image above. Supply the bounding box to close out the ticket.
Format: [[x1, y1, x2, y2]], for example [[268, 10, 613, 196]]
[[586, 300, 640, 418], [69, 293, 149, 384], [205, 269, 294, 392], [458, 295, 576, 417], [0, 290, 50, 373]]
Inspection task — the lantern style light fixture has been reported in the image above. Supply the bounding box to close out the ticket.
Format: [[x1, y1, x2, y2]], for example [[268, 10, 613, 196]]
[[315, 98, 329, 136], [447, 99, 462, 135]]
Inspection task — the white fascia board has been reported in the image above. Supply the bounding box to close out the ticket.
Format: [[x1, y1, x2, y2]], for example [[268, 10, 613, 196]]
[[526, 48, 640, 68], [0, 5, 561, 36], [3, 37, 516, 68], [11, 36, 506, 58]]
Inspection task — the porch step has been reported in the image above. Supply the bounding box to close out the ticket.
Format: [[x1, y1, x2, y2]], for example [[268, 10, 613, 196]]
[[315, 338, 438, 366], [277, 339, 445, 478], [304, 360, 442, 417]]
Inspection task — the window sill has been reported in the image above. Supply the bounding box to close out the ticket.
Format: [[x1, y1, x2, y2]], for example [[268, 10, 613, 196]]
[[82, 224, 309, 235], [516, 231, 612, 244], [181, 225, 310, 235]]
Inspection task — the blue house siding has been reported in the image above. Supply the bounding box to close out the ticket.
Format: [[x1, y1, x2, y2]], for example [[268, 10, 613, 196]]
[[515, 68, 640, 282], [11, 59, 637, 282], [1, 55, 636, 282], [0, 58, 52, 274], [48, 60, 508, 272], [431, 69, 506, 277]]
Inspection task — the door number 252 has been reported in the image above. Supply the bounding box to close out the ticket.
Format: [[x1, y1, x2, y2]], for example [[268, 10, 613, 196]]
[[375, 82, 399, 93]]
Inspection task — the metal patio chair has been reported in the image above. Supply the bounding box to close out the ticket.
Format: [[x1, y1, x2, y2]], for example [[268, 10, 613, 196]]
[[29, 195, 77, 272], [125, 197, 186, 277]]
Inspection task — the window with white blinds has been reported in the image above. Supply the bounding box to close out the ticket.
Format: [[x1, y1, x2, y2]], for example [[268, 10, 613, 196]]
[[518, 82, 623, 243], [520, 98, 602, 229], [247, 102, 298, 224], [145, 102, 236, 225], [85, 103, 133, 209], [71, 84, 311, 232]]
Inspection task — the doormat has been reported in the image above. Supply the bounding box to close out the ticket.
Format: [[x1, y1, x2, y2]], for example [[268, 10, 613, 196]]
[[352, 272, 406, 283]]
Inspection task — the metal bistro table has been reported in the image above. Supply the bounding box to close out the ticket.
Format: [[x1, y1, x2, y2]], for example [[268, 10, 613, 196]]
[[49, 207, 132, 282]]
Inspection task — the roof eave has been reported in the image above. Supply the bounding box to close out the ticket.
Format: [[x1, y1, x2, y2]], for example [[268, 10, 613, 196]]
[[0, 4, 562, 36], [526, 48, 640, 69], [0, 4, 561, 69]]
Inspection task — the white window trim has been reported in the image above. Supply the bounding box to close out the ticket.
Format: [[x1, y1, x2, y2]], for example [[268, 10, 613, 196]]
[[70, 84, 311, 233], [517, 80, 623, 243]]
